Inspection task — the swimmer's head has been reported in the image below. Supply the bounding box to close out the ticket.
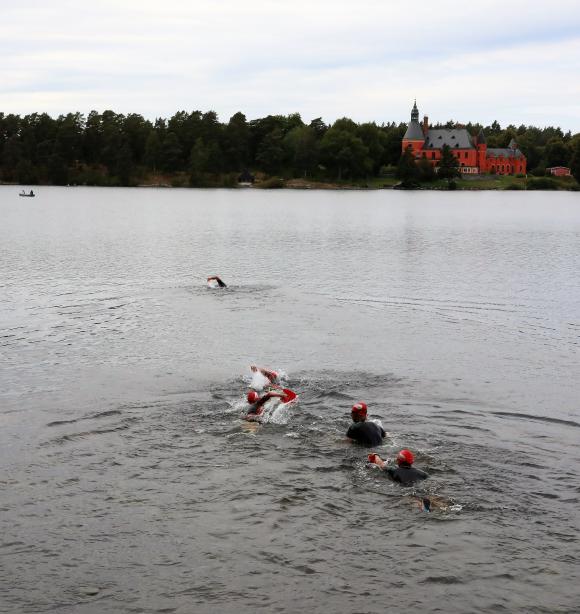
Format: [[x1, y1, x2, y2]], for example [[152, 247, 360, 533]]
[[397, 449, 414, 467], [247, 390, 259, 404], [351, 402, 367, 421]]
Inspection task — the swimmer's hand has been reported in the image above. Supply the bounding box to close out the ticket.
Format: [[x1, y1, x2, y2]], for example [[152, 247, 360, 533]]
[[367, 454, 386, 469]]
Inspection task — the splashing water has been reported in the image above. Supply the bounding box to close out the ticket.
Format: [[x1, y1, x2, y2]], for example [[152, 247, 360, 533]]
[[249, 370, 270, 391]]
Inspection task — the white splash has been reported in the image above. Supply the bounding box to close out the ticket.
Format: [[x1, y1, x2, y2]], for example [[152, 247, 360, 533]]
[[249, 371, 270, 391], [259, 396, 298, 425]]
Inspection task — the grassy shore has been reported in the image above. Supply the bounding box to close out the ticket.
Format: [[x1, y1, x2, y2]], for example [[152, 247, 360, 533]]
[[364, 174, 579, 191], [255, 174, 579, 190]]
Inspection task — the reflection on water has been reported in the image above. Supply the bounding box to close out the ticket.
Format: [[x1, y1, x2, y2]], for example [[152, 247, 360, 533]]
[[1, 187, 579, 613]]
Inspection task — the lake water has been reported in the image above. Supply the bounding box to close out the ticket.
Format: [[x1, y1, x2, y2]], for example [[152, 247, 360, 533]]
[[1, 186, 579, 613]]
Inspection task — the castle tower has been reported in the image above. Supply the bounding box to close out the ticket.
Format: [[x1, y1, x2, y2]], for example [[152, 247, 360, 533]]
[[402, 100, 425, 155]]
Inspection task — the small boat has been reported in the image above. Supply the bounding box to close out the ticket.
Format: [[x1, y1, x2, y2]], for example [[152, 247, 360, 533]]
[[19, 190, 35, 197]]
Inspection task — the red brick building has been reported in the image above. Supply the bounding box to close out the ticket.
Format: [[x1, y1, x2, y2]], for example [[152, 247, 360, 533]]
[[402, 102, 526, 176]]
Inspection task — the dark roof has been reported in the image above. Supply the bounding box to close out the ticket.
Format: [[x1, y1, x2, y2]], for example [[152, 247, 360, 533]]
[[478, 128, 487, 145], [403, 120, 424, 140], [424, 129, 474, 149], [487, 148, 525, 159]]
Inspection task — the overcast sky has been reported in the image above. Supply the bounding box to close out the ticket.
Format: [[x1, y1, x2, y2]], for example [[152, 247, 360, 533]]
[[1, 0, 579, 131]]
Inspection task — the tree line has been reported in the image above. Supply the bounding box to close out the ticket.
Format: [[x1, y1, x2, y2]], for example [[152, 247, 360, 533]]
[[1, 110, 579, 186]]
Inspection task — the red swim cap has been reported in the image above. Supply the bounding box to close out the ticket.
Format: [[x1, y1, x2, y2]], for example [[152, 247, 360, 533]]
[[247, 391, 259, 404], [397, 449, 414, 466], [351, 402, 367, 418]]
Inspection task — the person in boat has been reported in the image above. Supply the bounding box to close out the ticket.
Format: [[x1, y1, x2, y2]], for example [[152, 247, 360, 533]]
[[250, 365, 280, 386], [346, 402, 386, 446], [29, 190, 34, 196], [368, 449, 428, 485], [207, 275, 227, 288], [244, 389, 286, 421]]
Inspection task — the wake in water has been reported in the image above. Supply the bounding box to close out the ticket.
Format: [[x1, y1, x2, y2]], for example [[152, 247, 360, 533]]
[[215, 367, 457, 513]]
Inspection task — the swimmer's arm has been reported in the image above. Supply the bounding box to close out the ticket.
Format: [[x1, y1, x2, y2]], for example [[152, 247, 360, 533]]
[[251, 365, 277, 381], [369, 454, 388, 470], [253, 392, 283, 411], [262, 392, 285, 405], [207, 275, 226, 287]]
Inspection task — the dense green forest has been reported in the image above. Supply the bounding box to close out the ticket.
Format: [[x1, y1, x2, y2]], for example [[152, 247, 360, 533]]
[[1, 110, 579, 187]]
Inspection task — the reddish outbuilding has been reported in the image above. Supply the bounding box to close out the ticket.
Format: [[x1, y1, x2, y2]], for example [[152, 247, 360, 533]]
[[546, 167, 571, 177]]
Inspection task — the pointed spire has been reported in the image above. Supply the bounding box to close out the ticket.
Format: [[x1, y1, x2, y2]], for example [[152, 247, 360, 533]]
[[478, 128, 487, 145], [411, 100, 419, 122], [404, 100, 425, 141], [508, 138, 517, 150]]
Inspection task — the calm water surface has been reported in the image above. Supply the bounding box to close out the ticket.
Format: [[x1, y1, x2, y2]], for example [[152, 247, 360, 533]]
[[1, 186, 579, 613]]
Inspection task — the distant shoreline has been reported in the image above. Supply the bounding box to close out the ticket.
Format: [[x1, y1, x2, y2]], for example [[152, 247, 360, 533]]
[[3, 176, 579, 192], [3, 185, 578, 192]]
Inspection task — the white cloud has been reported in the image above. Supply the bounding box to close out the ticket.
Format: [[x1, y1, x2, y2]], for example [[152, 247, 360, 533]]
[[1, 0, 579, 130]]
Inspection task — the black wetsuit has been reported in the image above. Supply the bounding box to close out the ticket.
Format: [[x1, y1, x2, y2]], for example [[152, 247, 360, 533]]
[[385, 465, 428, 485], [346, 421, 385, 446]]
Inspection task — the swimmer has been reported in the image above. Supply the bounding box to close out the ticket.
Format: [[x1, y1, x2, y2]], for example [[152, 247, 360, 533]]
[[411, 495, 453, 512], [244, 389, 285, 421], [207, 275, 227, 288], [346, 402, 385, 446], [250, 365, 280, 386], [368, 449, 428, 485]]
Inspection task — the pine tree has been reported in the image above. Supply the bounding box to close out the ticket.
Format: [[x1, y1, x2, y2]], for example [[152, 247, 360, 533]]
[[438, 144, 460, 180], [569, 139, 580, 183], [396, 148, 419, 182]]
